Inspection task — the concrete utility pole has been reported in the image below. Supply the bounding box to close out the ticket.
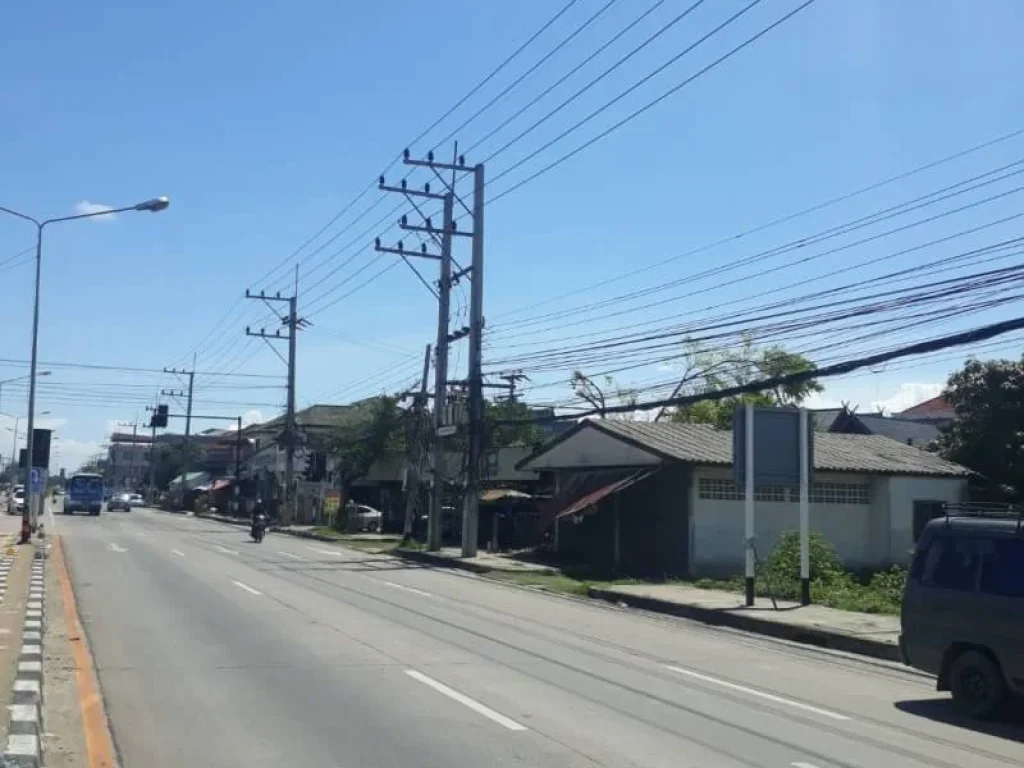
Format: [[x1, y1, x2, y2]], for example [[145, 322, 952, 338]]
[[379, 149, 485, 556], [401, 344, 432, 539], [245, 267, 304, 523], [162, 359, 195, 509]]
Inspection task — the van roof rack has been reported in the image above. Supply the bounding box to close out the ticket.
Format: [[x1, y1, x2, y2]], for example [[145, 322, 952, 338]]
[[943, 501, 1023, 532]]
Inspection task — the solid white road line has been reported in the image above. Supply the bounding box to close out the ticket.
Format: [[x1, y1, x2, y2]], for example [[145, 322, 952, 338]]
[[380, 581, 432, 598], [109, 543, 128, 553], [792, 763, 824, 768], [171, 549, 186, 557], [308, 547, 343, 557], [665, 666, 850, 721], [405, 670, 527, 731], [214, 545, 239, 555], [232, 580, 262, 596], [277, 550, 304, 560]]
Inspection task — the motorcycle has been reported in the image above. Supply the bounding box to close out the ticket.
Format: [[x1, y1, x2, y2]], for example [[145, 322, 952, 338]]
[[250, 514, 267, 544]]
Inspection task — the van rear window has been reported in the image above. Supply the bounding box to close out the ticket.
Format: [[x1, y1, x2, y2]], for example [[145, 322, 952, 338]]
[[921, 535, 1024, 596], [979, 538, 1024, 597]]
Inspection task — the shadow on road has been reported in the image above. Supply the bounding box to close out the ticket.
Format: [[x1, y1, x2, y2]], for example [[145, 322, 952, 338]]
[[895, 699, 1024, 742]]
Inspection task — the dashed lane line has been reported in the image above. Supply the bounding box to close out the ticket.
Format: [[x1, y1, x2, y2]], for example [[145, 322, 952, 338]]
[[108, 543, 128, 553], [277, 551, 304, 561], [405, 670, 527, 732], [379, 581, 433, 598], [232, 580, 262, 596], [665, 665, 850, 722], [214, 545, 239, 556], [171, 549, 185, 557], [307, 547, 344, 557]]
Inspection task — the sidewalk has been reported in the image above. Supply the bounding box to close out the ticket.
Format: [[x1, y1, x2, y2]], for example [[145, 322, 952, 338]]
[[394, 546, 557, 574], [587, 583, 900, 661]]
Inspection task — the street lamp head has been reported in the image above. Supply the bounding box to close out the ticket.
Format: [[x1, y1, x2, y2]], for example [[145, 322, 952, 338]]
[[134, 196, 170, 213]]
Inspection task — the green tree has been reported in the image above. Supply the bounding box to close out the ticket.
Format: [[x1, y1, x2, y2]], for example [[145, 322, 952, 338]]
[[936, 357, 1024, 502], [670, 340, 822, 428], [485, 399, 545, 448], [327, 396, 407, 497]]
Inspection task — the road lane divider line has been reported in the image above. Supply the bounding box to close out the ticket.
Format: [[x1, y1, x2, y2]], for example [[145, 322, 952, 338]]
[[276, 551, 304, 560], [380, 581, 432, 598], [232, 580, 262, 596], [54, 535, 119, 768], [308, 547, 343, 557], [665, 665, 850, 722], [108, 543, 128, 553], [405, 670, 527, 731], [214, 545, 239, 555], [792, 763, 824, 768], [171, 549, 185, 557]]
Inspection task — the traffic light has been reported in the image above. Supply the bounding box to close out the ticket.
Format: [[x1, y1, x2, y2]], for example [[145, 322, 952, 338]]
[[149, 404, 169, 428]]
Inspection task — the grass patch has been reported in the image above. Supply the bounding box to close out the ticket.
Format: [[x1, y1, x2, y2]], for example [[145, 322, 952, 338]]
[[692, 533, 906, 615], [489, 571, 593, 596]]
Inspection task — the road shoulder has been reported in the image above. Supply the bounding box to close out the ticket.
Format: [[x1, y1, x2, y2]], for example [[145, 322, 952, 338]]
[[42, 535, 117, 768]]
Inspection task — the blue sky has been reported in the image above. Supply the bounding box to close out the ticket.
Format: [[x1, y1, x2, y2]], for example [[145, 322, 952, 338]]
[[2, 0, 1023, 470]]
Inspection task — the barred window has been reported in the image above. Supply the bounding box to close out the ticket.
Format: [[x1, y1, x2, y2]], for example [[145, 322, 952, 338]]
[[810, 482, 870, 505], [698, 478, 788, 502], [755, 485, 787, 502], [698, 478, 743, 500]]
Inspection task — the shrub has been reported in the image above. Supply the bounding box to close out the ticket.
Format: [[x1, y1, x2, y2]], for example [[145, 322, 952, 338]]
[[759, 531, 850, 599]]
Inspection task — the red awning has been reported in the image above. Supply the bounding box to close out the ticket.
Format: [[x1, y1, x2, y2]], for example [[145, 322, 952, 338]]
[[555, 471, 653, 520]]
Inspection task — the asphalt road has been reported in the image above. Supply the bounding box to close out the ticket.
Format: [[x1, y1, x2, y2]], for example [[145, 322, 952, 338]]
[[53, 505, 1023, 768]]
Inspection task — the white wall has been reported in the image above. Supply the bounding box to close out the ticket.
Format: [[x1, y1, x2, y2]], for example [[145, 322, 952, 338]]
[[690, 467, 968, 576], [887, 475, 966, 563], [690, 467, 879, 577]]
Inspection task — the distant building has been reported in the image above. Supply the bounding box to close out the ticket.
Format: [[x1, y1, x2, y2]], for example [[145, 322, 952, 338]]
[[894, 394, 954, 427], [812, 407, 941, 447]]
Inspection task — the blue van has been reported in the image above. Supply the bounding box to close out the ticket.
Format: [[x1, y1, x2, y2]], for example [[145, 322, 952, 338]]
[[64, 473, 104, 516]]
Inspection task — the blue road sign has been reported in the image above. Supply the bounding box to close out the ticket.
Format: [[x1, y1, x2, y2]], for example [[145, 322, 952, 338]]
[[30, 468, 43, 494]]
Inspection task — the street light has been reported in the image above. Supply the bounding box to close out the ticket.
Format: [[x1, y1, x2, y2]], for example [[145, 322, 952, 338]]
[[0, 371, 50, 415], [0, 198, 169, 541]]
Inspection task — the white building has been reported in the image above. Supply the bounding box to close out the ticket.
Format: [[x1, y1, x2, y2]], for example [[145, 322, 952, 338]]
[[520, 420, 970, 578]]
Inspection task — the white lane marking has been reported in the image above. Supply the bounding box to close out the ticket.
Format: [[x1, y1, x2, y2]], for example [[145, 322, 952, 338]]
[[171, 549, 185, 557], [277, 550, 304, 560], [18, 661, 41, 673], [792, 763, 824, 768], [232, 580, 262, 596], [20, 644, 41, 655], [214, 545, 239, 555], [109, 543, 128, 553], [665, 666, 850, 721], [405, 670, 527, 731], [308, 547, 343, 557], [13, 679, 39, 694], [380, 581, 432, 598]]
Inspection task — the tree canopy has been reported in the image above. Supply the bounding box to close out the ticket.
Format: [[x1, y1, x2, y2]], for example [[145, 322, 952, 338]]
[[326, 396, 407, 491], [570, 338, 822, 428], [936, 357, 1024, 502]]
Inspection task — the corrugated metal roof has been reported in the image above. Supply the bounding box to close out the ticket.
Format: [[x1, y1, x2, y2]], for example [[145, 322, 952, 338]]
[[584, 420, 969, 477]]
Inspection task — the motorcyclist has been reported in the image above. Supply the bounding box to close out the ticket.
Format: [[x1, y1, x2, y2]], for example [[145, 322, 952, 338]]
[[250, 498, 267, 538]]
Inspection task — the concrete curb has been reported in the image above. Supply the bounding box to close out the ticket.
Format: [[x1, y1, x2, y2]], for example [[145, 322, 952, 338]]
[[586, 587, 900, 662], [3, 551, 44, 767]]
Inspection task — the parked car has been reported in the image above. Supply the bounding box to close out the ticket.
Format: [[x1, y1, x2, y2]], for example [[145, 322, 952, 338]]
[[8, 486, 25, 516], [900, 504, 1024, 719], [348, 503, 382, 532], [108, 492, 133, 512], [129, 493, 144, 507]]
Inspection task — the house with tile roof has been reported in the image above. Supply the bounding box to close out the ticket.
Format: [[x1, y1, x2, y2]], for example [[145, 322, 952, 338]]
[[518, 419, 969, 578]]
